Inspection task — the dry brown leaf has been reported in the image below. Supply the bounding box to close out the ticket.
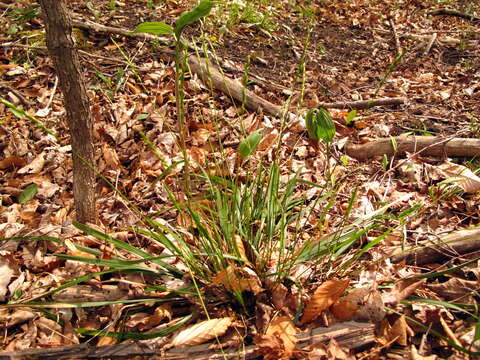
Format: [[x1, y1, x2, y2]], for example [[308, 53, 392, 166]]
[[300, 279, 349, 324], [409, 345, 437, 360], [265, 316, 298, 358], [18, 152, 46, 174], [437, 162, 480, 193], [0, 156, 26, 169], [97, 335, 117, 346], [126, 81, 142, 95], [126, 304, 172, 331], [439, 314, 461, 347], [102, 143, 121, 170], [427, 278, 477, 301], [1, 309, 37, 328], [170, 317, 233, 347], [0, 256, 15, 301], [383, 279, 425, 306], [212, 265, 263, 295], [325, 338, 354, 360], [331, 296, 359, 321], [232, 234, 249, 264], [254, 333, 284, 360], [390, 316, 408, 346], [257, 132, 278, 152]]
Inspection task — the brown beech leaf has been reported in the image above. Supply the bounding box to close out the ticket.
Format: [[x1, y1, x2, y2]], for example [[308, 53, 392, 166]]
[[212, 265, 263, 295], [300, 279, 349, 324], [232, 234, 249, 264], [170, 317, 233, 347], [254, 334, 284, 360], [265, 316, 298, 358], [331, 296, 359, 321], [379, 315, 410, 346], [102, 143, 121, 170], [257, 132, 278, 152], [390, 315, 408, 346], [0, 156, 26, 169], [18, 152, 46, 174], [437, 162, 480, 193]]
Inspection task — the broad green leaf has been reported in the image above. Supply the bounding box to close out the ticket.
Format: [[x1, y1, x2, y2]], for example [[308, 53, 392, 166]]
[[346, 109, 356, 124], [132, 22, 173, 35], [315, 108, 335, 143], [174, 0, 216, 37], [18, 184, 37, 204], [305, 108, 335, 143], [239, 130, 262, 159]]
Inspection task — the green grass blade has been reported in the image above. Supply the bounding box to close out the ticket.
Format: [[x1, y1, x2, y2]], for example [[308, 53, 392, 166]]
[[73, 222, 183, 278], [77, 313, 192, 340]]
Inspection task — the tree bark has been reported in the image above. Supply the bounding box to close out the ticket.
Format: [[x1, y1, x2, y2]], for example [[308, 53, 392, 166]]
[[38, 0, 96, 224]]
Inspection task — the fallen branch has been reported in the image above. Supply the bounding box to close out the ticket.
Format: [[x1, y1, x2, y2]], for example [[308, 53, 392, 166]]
[[429, 8, 480, 22], [422, 32, 437, 56], [391, 228, 480, 265], [0, 321, 375, 360], [344, 136, 480, 160], [388, 17, 402, 56], [375, 28, 478, 47], [318, 97, 405, 110]]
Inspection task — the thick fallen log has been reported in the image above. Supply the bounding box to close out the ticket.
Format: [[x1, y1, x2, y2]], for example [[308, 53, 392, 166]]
[[391, 228, 480, 265], [344, 136, 480, 160], [0, 321, 375, 360]]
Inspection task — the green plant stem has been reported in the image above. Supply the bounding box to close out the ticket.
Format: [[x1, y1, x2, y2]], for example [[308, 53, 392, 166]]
[[175, 38, 191, 196]]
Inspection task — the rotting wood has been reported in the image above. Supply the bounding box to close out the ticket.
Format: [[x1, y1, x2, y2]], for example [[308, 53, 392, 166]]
[[0, 321, 375, 360], [344, 136, 480, 161], [391, 228, 480, 266]]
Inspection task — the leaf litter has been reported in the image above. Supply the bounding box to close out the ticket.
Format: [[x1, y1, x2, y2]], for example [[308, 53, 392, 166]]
[[0, 0, 479, 358]]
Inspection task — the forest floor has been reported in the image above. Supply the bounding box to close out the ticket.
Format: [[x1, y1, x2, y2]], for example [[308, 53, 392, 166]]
[[0, 0, 480, 359]]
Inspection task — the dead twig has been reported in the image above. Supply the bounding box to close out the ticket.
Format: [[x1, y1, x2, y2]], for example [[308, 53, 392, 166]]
[[391, 228, 480, 265], [0, 82, 33, 106], [388, 17, 402, 56], [422, 32, 437, 56], [318, 97, 405, 110], [429, 8, 480, 22]]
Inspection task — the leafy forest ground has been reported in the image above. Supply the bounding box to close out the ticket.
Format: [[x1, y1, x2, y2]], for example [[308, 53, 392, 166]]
[[0, 0, 480, 359]]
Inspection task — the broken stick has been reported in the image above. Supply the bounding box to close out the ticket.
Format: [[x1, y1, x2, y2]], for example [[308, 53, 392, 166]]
[[345, 136, 480, 160], [391, 228, 480, 265], [429, 8, 480, 22]]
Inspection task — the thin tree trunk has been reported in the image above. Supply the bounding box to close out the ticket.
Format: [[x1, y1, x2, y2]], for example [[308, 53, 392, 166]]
[[38, 0, 96, 224]]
